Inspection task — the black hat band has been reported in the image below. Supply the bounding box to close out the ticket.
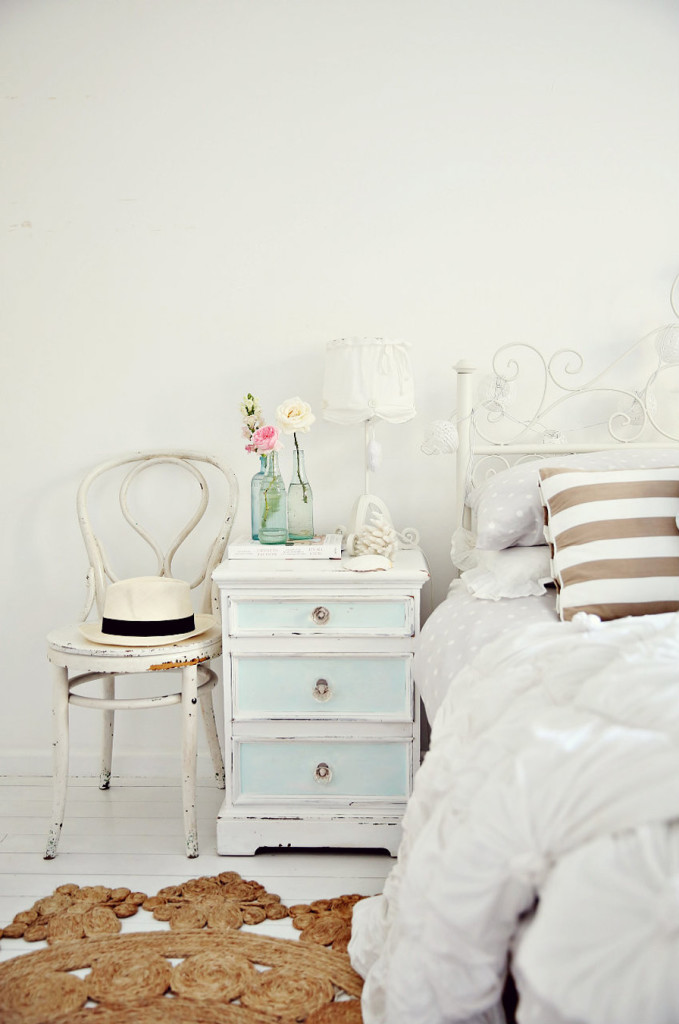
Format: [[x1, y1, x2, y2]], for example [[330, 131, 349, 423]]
[[101, 614, 196, 638]]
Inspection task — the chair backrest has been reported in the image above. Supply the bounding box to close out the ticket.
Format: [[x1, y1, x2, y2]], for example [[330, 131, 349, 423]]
[[77, 451, 238, 620]]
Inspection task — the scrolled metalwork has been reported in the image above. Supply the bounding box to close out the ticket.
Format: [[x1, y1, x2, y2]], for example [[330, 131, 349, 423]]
[[471, 276, 679, 448], [472, 280, 679, 448]]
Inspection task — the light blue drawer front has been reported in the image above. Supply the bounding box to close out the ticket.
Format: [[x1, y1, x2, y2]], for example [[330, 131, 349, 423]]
[[234, 656, 411, 718], [237, 740, 410, 799], [230, 597, 413, 635]]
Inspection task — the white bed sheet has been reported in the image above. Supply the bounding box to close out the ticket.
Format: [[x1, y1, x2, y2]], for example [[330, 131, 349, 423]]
[[415, 580, 558, 720], [351, 609, 679, 1024]]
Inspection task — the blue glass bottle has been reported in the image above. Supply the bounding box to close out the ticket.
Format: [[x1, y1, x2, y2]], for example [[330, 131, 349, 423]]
[[250, 455, 267, 541], [259, 452, 288, 544]]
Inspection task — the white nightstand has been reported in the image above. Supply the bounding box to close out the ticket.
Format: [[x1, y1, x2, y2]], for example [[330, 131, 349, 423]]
[[212, 548, 430, 856]]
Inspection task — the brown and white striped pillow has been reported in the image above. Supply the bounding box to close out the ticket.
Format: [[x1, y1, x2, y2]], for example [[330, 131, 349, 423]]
[[538, 465, 679, 622]]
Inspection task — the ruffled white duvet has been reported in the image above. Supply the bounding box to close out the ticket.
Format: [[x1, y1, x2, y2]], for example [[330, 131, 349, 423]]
[[349, 610, 679, 1024]]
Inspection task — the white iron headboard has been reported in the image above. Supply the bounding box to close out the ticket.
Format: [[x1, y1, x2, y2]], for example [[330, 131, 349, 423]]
[[454, 274, 679, 527]]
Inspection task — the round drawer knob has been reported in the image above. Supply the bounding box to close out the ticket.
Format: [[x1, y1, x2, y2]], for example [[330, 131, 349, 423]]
[[314, 762, 333, 784], [312, 678, 332, 702], [312, 606, 330, 625]]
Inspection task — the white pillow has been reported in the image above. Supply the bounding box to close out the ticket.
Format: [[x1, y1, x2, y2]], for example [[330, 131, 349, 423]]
[[468, 449, 679, 551], [538, 464, 679, 621], [451, 528, 552, 600], [450, 527, 481, 570]]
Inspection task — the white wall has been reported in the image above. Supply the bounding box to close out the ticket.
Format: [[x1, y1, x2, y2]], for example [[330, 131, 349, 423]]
[[1, 0, 678, 775]]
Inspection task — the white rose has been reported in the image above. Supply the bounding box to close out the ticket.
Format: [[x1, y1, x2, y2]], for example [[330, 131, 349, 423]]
[[276, 397, 315, 434]]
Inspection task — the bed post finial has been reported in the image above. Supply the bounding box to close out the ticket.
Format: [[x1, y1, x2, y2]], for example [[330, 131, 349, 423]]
[[454, 361, 476, 529]]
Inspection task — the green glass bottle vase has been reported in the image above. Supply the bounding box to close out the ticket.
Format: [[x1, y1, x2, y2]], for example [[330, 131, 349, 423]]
[[259, 451, 288, 544], [250, 454, 267, 541], [287, 447, 314, 540]]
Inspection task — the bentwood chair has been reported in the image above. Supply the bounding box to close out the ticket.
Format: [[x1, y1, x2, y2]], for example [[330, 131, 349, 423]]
[[44, 452, 238, 859]]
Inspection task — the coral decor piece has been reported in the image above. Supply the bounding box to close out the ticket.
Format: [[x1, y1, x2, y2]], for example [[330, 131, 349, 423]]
[[351, 511, 399, 560], [342, 496, 420, 558]]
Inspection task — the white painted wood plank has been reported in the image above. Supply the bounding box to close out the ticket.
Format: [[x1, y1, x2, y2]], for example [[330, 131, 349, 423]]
[[0, 850, 392, 878], [0, 776, 204, 789], [0, 816, 216, 838], [1, 833, 227, 856], [2, 798, 222, 819], [0, 784, 223, 803]]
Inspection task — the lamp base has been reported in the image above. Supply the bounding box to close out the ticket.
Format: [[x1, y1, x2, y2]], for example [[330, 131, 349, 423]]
[[341, 494, 420, 557]]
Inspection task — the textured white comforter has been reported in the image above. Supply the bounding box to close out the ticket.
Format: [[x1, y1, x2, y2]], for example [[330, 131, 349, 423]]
[[349, 610, 679, 1024]]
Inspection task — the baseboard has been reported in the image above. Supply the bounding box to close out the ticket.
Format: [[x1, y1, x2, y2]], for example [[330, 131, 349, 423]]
[[0, 750, 218, 779]]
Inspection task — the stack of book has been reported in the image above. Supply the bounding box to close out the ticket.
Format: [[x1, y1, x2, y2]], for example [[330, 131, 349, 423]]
[[227, 533, 343, 560]]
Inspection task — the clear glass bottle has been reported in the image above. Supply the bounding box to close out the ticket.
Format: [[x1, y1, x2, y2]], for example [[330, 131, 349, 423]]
[[287, 448, 314, 540], [259, 451, 288, 544], [250, 454, 267, 541]]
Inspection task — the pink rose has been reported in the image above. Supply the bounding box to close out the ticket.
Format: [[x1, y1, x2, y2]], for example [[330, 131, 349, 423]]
[[246, 424, 282, 455]]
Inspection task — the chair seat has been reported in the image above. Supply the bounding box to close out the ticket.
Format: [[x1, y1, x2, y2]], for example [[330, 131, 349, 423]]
[[47, 620, 222, 669]]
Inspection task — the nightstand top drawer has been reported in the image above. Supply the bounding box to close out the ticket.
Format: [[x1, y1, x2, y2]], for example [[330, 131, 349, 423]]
[[228, 595, 414, 637]]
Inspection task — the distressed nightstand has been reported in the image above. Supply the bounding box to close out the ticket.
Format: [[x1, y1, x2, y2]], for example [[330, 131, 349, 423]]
[[212, 548, 430, 855]]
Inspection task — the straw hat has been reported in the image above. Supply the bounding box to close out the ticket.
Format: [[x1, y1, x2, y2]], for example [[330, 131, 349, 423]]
[[79, 576, 213, 647]]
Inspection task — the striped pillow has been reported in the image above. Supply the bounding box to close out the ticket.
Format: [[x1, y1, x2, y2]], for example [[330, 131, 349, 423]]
[[538, 466, 679, 622]]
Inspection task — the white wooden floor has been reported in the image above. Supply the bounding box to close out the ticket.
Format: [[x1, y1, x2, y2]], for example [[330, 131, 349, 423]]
[[0, 775, 393, 966]]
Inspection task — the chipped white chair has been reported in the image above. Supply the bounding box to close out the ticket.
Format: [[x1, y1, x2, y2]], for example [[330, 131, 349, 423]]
[[44, 451, 238, 859]]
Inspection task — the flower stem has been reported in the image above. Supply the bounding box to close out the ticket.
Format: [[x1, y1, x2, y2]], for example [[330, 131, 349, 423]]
[[261, 454, 278, 527], [294, 433, 309, 502]]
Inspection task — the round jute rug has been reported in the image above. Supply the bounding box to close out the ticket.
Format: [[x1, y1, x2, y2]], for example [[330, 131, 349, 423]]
[[0, 929, 364, 1024], [0, 873, 366, 956]]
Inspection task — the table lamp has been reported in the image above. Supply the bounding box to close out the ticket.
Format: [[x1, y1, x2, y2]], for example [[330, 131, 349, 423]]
[[322, 337, 419, 554]]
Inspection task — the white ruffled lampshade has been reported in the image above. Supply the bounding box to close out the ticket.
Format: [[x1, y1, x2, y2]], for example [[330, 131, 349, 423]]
[[322, 337, 416, 424]]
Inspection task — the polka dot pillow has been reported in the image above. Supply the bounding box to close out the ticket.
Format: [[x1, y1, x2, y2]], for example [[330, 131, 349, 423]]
[[467, 449, 679, 550]]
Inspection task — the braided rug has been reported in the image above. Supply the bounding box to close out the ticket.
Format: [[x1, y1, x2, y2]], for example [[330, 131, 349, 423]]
[[0, 872, 366, 1023]]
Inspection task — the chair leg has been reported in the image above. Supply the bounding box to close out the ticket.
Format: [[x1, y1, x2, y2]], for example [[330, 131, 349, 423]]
[[44, 664, 70, 859], [199, 677, 226, 789], [181, 664, 199, 857], [100, 674, 115, 790]]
